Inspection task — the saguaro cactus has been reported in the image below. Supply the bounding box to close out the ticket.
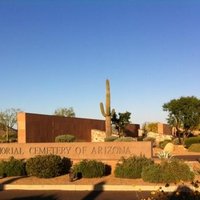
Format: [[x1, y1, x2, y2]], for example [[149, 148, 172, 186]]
[[100, 79, 114, 137]]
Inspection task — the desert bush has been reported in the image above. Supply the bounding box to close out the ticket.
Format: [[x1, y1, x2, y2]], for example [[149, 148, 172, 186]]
[[143, 137, 155, 142], [55, 134, 76, 142], [142, 159, 194, 183], [114, 137, 135, 142], [157, 151, 172, 160], [159, 140, 171, 149], [137, 136, 144, 141], [0, 161, 6, 177], [0, 157, 25, 177], [0, 132, 17, 143], [188, 143, 200, 152], [172, 137, 184, 145], [184, 136, 200, 148], [114, 155, 154, 179], [104, 136, 118, 142], [26, 154, 71, 178], [73, 159, 106, 178]]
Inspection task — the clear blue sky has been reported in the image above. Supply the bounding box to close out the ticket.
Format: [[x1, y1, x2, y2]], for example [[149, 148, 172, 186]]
[[0, 0, 200, 125]]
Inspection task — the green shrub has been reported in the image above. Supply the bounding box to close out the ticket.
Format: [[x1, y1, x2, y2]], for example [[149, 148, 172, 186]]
[[184, 136, 200, 148], [0, 161, 6, 177], [143, 137, 155, 142], [141, 163, 162, 183], [26, 154, 71, 178], [0, 157, 25, 177], [73, 159, 106, 178], [114, 155, 154, 179], [172, 137, 183, 145], [157, 151, 172, 160], [104, 136, 118, 142], [0, 132, 17, 143], [55, 134, 76, 142], [137, 136, 144, 141], [114, 137, 135, 142], [159, 140, 172, 149], [142, 159, 194, 183], [188, 143, 200, 152]]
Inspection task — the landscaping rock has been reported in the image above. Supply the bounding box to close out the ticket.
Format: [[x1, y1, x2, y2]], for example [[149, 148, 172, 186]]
[[91, 129, 106, 142], [164, 142, 175, 153]]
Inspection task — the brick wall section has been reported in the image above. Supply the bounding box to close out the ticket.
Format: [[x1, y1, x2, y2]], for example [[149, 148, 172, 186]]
[[157, 122, 172, 135], [17, 112, 140, 143], [125, 124, 140, 137]]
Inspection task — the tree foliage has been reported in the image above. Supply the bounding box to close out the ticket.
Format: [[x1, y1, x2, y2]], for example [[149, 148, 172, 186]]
[[163, 96, 200, 137], [0, 108, 21, 142], [143, 122, 158, 133], [111, 111, 131, 136], [54, 107, 75, 117]]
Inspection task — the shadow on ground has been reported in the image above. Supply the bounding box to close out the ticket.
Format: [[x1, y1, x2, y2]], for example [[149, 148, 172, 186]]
[[0, 176, 28, 191], [152, 185, 200, 200], [81, 181, 106, 200], [9, 195, 58, 200]]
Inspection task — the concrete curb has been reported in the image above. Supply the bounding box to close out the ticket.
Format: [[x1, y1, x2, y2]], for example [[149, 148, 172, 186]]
[[1, 184, 200, 192]]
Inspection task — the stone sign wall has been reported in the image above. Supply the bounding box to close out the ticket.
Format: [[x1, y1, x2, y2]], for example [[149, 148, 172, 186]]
[[0, 142, 152, 161]]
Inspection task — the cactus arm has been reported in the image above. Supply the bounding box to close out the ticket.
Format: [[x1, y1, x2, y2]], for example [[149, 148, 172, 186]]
[[100, 102, 106, 117], [106, 79, 110, 115]]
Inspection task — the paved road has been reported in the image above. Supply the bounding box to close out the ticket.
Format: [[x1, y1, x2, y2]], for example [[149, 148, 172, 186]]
[[1, 190, 199, 200], [0, 190, 151, 200]]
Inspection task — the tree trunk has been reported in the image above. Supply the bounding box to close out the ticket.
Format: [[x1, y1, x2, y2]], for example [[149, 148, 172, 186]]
[[6, 126, 9, 142]]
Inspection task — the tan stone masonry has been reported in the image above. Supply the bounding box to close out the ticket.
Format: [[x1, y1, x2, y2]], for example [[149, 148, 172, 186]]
[[0, 142, 152, 161]]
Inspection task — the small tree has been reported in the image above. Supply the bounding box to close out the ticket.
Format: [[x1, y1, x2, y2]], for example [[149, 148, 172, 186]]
[[143, 122, 158, 133], [163, 96, 200, 142], [0, 108, 21, 142], [111, 111, 131, 136], [54, 107, 75, 117]]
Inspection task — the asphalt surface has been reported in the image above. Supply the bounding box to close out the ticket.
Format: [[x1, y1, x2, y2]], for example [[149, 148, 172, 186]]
[[1, 190, 200, 200], [0, 190, 152, 200]]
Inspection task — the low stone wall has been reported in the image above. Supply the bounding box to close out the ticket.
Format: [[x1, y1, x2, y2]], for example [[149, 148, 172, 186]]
[[0, 142, 152, 161]]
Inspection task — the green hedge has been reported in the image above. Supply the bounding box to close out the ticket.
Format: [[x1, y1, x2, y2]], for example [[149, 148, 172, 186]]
[[114, 155, 154, 179], [114, 137, 135, 142], [172, 138, 183, 145], [142, 159, 194, 183], [26, 154, 71, 178], [0, 157, 26, 177], [188, 143, 200, 152], [184, 136, 200, 148], [104, 136, 118, 142], [73, 159, 106, 178], [55, 134, 76, 142]]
